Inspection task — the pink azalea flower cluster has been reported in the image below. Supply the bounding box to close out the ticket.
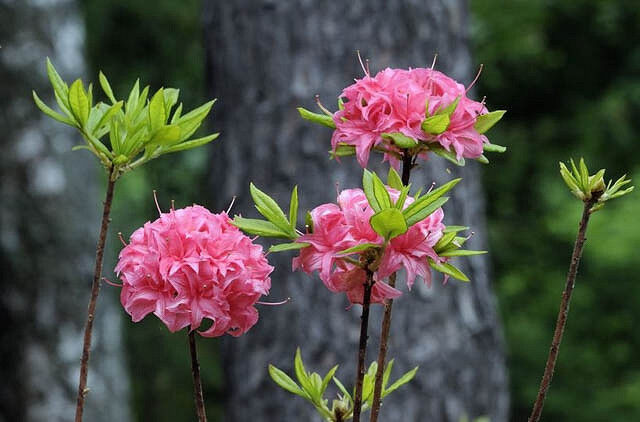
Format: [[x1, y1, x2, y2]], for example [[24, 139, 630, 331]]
[[331, 67, 489, 167], [293, 187, 445, 305], [115, 205, 273, 337]]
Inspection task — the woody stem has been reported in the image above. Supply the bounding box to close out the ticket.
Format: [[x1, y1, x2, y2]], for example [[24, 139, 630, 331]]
[[352, 269, 374, 422]]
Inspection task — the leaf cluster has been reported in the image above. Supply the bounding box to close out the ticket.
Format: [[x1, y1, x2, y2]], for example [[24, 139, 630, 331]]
[[559, 158, 633, 212], [33, 59, 218, 179], [269, 348, 418, 421]]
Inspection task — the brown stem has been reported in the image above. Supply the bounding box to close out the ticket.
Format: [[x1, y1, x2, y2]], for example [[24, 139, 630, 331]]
[[75, 168, 116, 422], [352, 270, 374, 422], [370, 151, 412, 421], [189, 330, 208, 422], [528, 198, 597, 422]]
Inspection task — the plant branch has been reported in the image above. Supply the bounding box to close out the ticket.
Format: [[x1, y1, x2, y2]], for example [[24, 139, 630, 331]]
[[528, 197, 597, 422], [353, 269, 374, 422], [370, 151, 413, 421], [189, 330, 208, 422], [75, 167, 116, 422]]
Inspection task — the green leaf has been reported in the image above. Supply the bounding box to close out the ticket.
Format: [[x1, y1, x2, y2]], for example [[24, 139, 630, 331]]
[[477, 154, 489, 164], [428, 259, 470, 282], [125, 79, 140, 115], [330, 144, 357, 158], [338, 243, 381, 255], [148, 88, 167, 131], [383, 367, 418, 398], [294, 348, 313, 395], [333, 376, 352, 402], [232, 217, 290, 238], [148, 125, 182, 146], [289, 186, 299, 230], [175, 100, 216, 141], [250, 183, 294, 236], [46, 58, 70, 108], [395, 185, 411, 210], [371, 172, 392, 210], [269, 364, 307, 398], [32, 91, 75, 125], [382, 359, 394, 390], [92, 101, 124, 136], [434, 231, 457, 251], [474, 110, 506, 134], [404, 197, 449, 227], [439, 249, 487, 257], [362, 170, 381, 212], [381, 132, 418, 148], [483, 143, 507, 153], [387, 168, 403, 190], [321, 365, 339, 395], [297, 107, 336, 129], [422, 114, 450, 135], [162, 133, 219, 154], [443, 225, 469, 233], [163, 88, 180, 118], [370, 208, 408, 240], [428, 144, 465, 166], [68, 79, 90, 126], [171, 103, 183, 123], [98, 71, 117, 104], [437, 96, 461, 116], [269, 242, 309, 253]]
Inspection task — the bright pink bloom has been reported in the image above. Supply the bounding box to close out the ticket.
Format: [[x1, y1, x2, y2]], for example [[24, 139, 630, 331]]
[[331, 67, 490, 168], [293, 187, 446, 304], [115, 205, 273, 337]]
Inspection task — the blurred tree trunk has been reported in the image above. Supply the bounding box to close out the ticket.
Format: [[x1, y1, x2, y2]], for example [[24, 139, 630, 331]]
[[204, 1, 508, 421], [0, 1, 130, 421]]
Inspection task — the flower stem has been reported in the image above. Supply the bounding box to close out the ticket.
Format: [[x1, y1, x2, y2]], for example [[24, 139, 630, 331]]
[[369, 152, 413, 421], [75, 168, 116, 422], [189, 330, 208, 422], [353, 269, 374, 422], [528, 198, 597, 422]]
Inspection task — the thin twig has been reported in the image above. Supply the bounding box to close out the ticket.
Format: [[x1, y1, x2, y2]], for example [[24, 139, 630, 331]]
[[189, 330, 208, 422], [75, 167, 117, 422], [370, 152, 413, 421], [528, 197, 598, 422], [353, 269, 374, 422]]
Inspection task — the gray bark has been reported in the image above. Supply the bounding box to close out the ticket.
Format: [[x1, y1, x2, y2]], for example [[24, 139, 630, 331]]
[[0, 1, 130, 421], [204, 1, 508, 421]]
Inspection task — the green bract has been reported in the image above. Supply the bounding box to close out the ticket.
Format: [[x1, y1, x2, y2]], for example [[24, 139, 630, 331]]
[[269, 348, 418, 422], [559, 158, 633, 212], [33, 58, 218, 180]]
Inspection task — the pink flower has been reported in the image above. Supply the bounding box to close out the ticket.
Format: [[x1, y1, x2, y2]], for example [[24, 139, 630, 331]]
[[293, 187, 446, 304], [115, 205, 273, 337], [331, 67, 490, 168]]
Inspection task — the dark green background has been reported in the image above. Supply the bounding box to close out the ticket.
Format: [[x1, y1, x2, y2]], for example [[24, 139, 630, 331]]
[[81, 0, 640, 420]]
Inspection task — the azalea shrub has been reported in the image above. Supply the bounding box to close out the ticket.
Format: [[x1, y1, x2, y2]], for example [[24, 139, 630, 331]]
[[33, 55, 633, 422]]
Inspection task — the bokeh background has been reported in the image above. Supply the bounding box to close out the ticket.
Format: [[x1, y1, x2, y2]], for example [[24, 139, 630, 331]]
[[2, 0, 639, 421]]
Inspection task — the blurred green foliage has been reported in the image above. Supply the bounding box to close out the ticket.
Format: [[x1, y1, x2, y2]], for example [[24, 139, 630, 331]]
[[472, 0, 640, 420], [81, 0, 221, 420], [81, 0, 640, 420]]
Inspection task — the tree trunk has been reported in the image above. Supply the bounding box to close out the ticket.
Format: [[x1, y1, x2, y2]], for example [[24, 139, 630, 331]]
[[0, 1, 130, 421], [203, 1, 508, 421]]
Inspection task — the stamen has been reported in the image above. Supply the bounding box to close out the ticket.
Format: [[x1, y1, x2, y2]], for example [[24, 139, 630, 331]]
[[356, 50, 370, 77], [466, 64, 484, 93], [153, 190, 162, 215], [315, 95, 333, 116], [426, 181, 437, 194], [171, 199, 175, 211], [102, 277, 123, 287], [226, 196, 237, 214], [118, 232, 127, 246], [257, 297, 291, 306], [431, 53, 438, 70]]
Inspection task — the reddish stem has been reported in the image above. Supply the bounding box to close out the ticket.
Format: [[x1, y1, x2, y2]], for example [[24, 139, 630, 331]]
[[75, 168, 116, 422], [370, 152, 413, 421], [189, 330, 208, 422], [528, 197, 597, 422], [352, 270, 374, 422]]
